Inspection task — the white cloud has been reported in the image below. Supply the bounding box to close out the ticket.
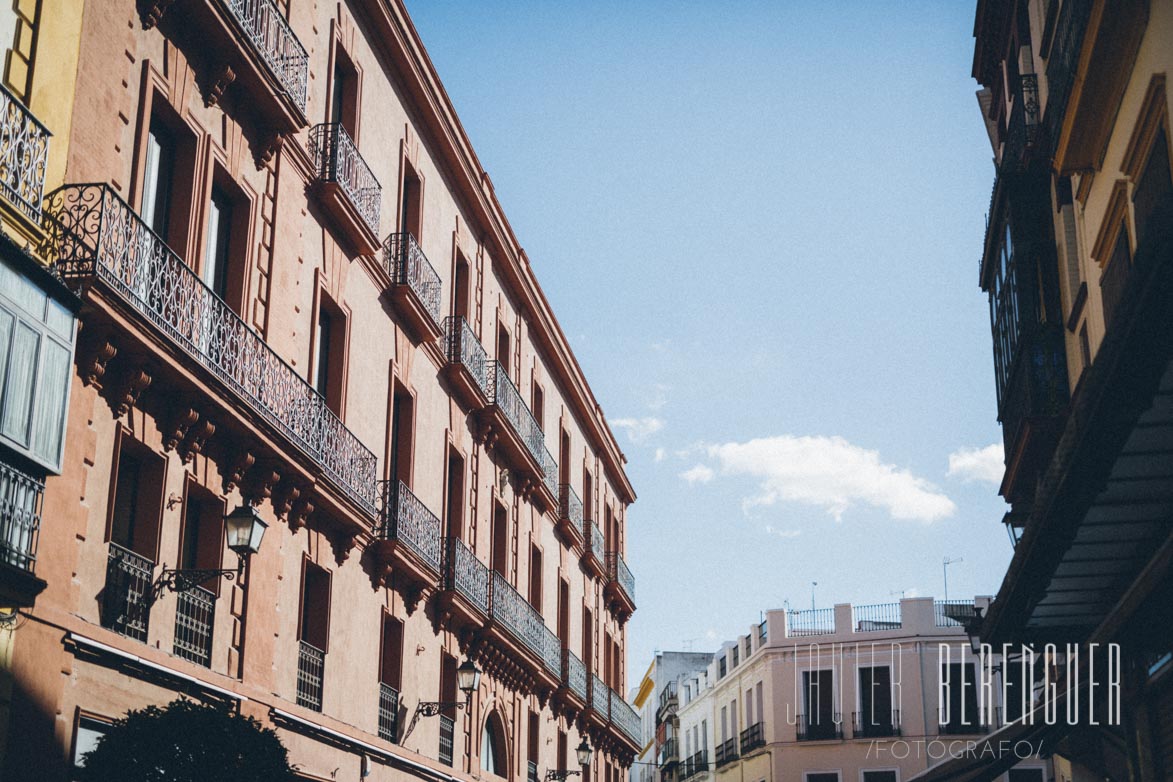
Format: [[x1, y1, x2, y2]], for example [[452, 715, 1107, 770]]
[[680, 464, 715, 484], [647, 383, 671, 412], [611, 416, 664, 443], [654, 448, 667, 463], [764, 524, 802, 539], [706, 435, 956, 523], [946, 443, 1005, 485]]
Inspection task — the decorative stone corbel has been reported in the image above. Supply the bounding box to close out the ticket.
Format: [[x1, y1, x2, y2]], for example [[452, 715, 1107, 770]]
[[204, 65, 236, 107], [139, 0, 175, 30], [221, 449, 256, 494], [162, 407, 199, 453], [178, 417, 215, 464], [110, 367, 153, 418]]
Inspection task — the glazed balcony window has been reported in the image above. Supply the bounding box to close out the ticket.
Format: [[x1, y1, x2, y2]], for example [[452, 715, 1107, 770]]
[[310, 123, 381, 253], [0, 82, 49, 224], [0, 257, 76, 474], [44, 184, 380, 516]]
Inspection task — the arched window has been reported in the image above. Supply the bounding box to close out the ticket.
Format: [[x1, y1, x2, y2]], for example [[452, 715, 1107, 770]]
[[481, 713, 507, 777]]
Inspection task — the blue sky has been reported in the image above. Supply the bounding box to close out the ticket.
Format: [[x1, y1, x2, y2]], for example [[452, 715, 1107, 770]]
[[403, 1, 1010, 676]]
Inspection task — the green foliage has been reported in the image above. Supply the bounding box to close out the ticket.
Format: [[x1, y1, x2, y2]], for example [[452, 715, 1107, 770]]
[[81, 698, 296, 782]]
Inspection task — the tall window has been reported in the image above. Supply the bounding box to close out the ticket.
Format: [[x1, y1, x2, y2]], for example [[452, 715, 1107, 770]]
[[379, 615, 403, 691], [481, 714, 507, 777], [389, 383, 414, 488], [939, 662, 980, 733], [496, 323, 510, 379], [329, 49, 358, 138], [558, 579, 570, 644], [532, 384, 544, 431], [491, 504, 508, 578], [179, 488, 224, 589], [1133, 126, 1172, 247], [298, 563, 331, 652], [582, 608, 593, 671], [400, 165, 422, 239], [583, 469, 593, 521], [529, 545, 542, 610], [802, 669, 836, 739], [141, 121, 175, 237], [445, 448, 464, 539], [453, 255, 470, 320], [559, 430, 570, 486], [108, 437, 165, 560], [858, 666, 894, 736], [203, 188, 233, 300]]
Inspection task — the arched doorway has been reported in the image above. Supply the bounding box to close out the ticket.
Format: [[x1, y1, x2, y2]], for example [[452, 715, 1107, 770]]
[[480, 710, 509, 778]]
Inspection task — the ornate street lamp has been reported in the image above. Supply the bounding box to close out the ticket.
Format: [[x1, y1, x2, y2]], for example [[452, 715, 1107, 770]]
[[545, 738, 593, 781], [400, 657, 481, 743], [150, 504, 268, 603]]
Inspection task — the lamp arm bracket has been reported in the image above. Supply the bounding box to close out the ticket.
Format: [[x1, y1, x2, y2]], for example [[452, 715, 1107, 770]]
[[150, 565, 238, 604], [399, 695, 472, 744]]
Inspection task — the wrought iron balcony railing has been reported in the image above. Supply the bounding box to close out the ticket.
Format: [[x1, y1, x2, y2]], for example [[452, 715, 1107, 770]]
[[852, 710, 900, 738], [538, 444, 558, 501], [438, 714, 455, 766], [1002, 74, 1040, 171], [1043, 0, 1092, 143], [590, 673, 610, 719], [443, 536, 489, 615], [489, 361, 549, 474], [44, 184, 380, 515], [714, 738, 738, 767], [937, 707, 994, 735], [786, 608, 835, 637], [660, 737, 679, 765], [611, 689, 641, 743], [796, 713, 842, 741], [443, 315, 490, 398], [377, 480, 442, 574], [310, 123, 381, 236], [852, 602, 901, 632], [683, 751, 708, 780], [558, 483, 584, 539], [586, 520, 604, 563], [219, 0, 308, 112], [562, 646, 587, 702], [605, 551, 635, 603], [297, 639, 325, 711], [102, 542, 153, 642], [489, 571, 561, 675], [0, 460, 42, 573], [383, 232, 442, 331], [739, 722, 764, 753], [0, 83, 49, 223], [173, 585, 215, 667], [378, 682, 399, 742]]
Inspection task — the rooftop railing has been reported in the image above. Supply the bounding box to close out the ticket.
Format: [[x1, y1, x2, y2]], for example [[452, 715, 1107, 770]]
[[44, 184, 380, 515], [377, 480, 442, 573], [384, 232, 442, 329], [220, 0, 308, 112], [934, 600, 977, 628], [852, 602, 901, 632], [786, 608, 835, 637], [0, 83, 49, 223], [310, 123, 381, 236]]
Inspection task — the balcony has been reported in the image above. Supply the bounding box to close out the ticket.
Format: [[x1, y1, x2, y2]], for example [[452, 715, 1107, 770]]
[[172, 585, 215, 667], [852, 710, 900, 738], [656, 680, 678, 723], [796, 713, 842, 741], [439, 714, 454, 766], [604, 551, 635, 620], [438, 537, 490, 635], [660, 737, 679, 767], [1044, 0, 1091, 145], [150, 0, 308, 139], [371, 480, 442, 598], [309, 123, 381, 254], [488, 570, 561, 681], [559, 646, 588, 706], [1001, 74, 1040, 173], [0, 459, 45, 606], [683, 751, 708, 780], [556, 483, 585, 548], [378, 682, 399, 743], [610, 689, 642, 747], [441, 316, 490, 410], [588, 673, 610, 726], [583, 520, 605, 580], [0, 83, 49, 226], [296, 640, 325, 712], [739, 722, 764, 754], [44, 184, 380, 520], [382, 233, 443, 342], [714, 738, 738, 768], [937, 708, 993, 736], [477, 362, 557, 510], [101, 542, 153, 643]]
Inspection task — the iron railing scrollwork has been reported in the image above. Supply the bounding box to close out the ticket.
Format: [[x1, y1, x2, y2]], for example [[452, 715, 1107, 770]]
[[0, 460, 42, 572], [220, 0, 309, 112], [558, 484, 584, 539], [488, 361, 551, 478], [43, 185, 379, 515], [488, 571, 560, 674], [563, 647, 587, 702], [443, 536, 489, 615], [378, 480, 442, 573], [586, 520, 604, 563], [310, 123, 381, 235], [173, 585, 215, 667], [378, 682, 399, 742], [384, 232, 442, 328], [102, 542, 154, 642], [605, 551, 635, 603], [297, 640, 325, 711], [443, 316, 490, 398], [0, 83, 49, 223], [1002, 74, 1040, 171], [590, 673, 609, 719], [610, 690, 641, 743]]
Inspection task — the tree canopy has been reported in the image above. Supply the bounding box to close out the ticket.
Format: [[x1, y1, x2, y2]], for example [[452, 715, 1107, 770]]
[[81, 698, 296, 782]]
